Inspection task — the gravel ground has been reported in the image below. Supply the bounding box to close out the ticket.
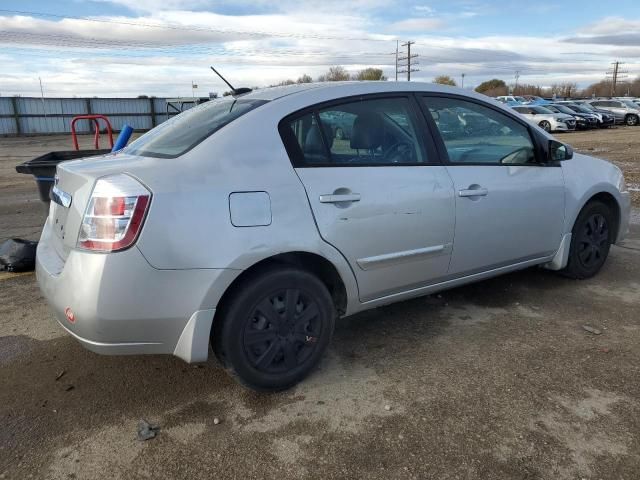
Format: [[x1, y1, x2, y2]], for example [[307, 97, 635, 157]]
[[1, 130, 639, 480]]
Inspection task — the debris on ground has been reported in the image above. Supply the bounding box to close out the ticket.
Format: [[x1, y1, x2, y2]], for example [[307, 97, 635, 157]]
[[55, 370, 66, 381], [213, 417, 221, 425], [384, 405, 391, 411], [65, 385, 74, 392], [0, 239, 38, 272], [582, 325, 602, 335], [137, 419, 160, 441]]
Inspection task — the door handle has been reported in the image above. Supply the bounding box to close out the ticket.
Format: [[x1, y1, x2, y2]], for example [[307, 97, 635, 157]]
[[458, 187, 488, 198], [319, 193, 361, 203]]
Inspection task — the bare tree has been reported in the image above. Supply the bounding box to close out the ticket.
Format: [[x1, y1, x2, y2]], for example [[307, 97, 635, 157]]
[[317, 66, 351, 82], [297, 74, 313, 84]]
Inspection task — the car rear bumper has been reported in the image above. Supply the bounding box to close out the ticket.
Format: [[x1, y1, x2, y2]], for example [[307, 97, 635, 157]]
[[36, 218, 239, 362]]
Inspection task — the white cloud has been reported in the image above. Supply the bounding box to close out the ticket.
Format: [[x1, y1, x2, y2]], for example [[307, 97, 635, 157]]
[[578, 16, 640, 35], [0, 10, 638, 96], [387, 18, 446, 32]]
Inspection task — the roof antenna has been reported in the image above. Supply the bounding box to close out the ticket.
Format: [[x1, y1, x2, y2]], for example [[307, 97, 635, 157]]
[[210, 66, 252, 96]]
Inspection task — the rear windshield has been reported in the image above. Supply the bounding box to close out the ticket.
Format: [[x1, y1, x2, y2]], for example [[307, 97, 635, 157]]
[[125, 97, 267, 158]]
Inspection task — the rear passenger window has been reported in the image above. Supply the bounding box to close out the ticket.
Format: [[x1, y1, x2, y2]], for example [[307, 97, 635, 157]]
[[283, 97, 427, 166]]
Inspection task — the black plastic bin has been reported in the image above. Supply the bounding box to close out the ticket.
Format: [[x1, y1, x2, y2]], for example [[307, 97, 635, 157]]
[[15, 150, 110, 203]]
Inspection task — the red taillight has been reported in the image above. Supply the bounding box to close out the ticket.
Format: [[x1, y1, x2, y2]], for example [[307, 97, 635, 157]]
[[77, 174, 151, 253]]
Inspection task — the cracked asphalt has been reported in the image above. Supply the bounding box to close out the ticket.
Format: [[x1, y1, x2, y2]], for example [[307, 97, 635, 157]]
[[1, 131, 639, 479]]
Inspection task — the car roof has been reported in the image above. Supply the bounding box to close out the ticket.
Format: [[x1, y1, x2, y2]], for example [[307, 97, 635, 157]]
[[242, 81, 482, 102]]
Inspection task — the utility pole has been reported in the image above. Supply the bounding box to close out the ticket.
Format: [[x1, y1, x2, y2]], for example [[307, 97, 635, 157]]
[[397, 41, 419, 81], [514, 70, 520, 94], [394, 41, 398, 81], [606, 61, 627, 96], [461, 73, 465, 89]]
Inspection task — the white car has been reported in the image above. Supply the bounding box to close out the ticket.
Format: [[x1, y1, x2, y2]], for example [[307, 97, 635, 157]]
[[512, 105, 576, 132], [496, 95, 527, 104]]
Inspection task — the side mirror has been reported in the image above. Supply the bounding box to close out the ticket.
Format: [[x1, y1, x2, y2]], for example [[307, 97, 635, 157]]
[[550, 140, 573, 162]]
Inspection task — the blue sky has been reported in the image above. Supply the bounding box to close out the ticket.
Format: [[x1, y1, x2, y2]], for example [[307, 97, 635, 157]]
[[0, 0, 639, 96]]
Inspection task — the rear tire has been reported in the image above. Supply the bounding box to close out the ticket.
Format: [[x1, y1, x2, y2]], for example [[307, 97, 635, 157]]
[[539, 120, 551, 132], [560, 201, 613, 279], [213, 266, 335, 391]]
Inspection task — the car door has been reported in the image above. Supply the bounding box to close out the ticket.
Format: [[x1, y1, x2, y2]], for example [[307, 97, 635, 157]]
[[592, 101, 624, 122], [418, 94, 565, 276], [279, 95, 455, 302]]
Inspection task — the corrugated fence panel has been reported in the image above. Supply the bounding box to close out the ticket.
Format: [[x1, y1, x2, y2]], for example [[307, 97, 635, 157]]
[[1, 97, 173, 135], [91, 98, 151, 115], [0, 98, 14, 115], [108, 115, 153, 130], [20, 116, 67, 134], [0, 118, 17, 135], [0, 98, 16, 134]]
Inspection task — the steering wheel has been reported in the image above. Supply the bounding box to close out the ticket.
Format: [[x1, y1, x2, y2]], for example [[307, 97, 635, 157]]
[[383, 141, 414, 163], [500, 146, 531, 164]]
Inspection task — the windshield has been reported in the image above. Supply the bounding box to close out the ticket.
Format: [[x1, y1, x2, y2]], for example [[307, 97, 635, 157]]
[[531, 106, 554, 114], [580, 103, 596, 111], [125, 97, 267, 158], [515, 97, 526, 102]]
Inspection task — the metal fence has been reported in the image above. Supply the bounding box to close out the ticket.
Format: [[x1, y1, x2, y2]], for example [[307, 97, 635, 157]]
[[0, 97, 171, 135]]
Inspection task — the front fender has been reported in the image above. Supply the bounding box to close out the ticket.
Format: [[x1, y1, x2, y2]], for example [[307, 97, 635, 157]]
[[561, 153, 630, 243]]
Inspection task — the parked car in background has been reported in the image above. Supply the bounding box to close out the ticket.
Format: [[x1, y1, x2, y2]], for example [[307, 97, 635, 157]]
[[512, 105, 576, 132], [558, 100, 616, 128], [558, 102, 615, 128], [588, 99, 640, 126], [521, 95, 551, 105], [547, 104, 597, 129], [36, 82, 630, 390], [496, 95, 526, 105]]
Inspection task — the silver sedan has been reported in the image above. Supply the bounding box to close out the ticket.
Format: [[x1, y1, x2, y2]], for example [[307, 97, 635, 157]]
[[36, 82, 631, 390]]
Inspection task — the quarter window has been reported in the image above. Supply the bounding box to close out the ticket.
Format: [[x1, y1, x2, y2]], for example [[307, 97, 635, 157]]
[[284, 97, 427, 166], [422, 96, 537, 165]]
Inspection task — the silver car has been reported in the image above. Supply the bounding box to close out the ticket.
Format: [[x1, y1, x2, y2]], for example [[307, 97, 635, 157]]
[[36, 82, 631, 390], [512, 105, 576, 132], [588, 99, 640, 126]]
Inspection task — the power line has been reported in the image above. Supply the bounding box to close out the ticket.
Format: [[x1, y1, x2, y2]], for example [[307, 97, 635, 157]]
[[0, 9, 396, 43]]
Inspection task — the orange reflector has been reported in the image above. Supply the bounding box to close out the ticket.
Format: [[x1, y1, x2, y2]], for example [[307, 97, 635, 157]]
[[64, 307, 75, 324]]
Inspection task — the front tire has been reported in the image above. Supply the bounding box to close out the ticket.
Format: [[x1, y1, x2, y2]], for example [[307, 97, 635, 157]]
[[561, 201, 613, 279], [539, 120, 551, 132], [625, 114, 639, 126], [213, 267, 335, 391]]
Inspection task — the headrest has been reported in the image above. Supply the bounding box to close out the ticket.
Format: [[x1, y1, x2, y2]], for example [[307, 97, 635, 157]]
[[350, 113, 384, 150], [304, 123, 333, 155]]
